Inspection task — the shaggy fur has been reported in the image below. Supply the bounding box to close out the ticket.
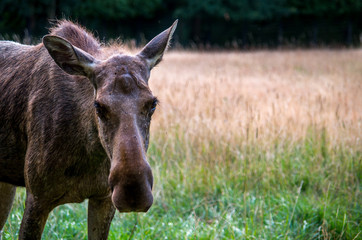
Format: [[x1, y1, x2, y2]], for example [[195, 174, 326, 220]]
[[0, 20, 177, 239]]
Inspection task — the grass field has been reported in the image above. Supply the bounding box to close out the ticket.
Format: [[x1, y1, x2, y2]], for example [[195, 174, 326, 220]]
[[3, 49, 361, 239]]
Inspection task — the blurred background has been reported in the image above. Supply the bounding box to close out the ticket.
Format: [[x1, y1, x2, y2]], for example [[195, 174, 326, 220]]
[[0, 0, 361, 48]]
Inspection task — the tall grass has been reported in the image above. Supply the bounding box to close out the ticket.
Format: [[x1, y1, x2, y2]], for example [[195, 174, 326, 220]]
[[3, 49, 361, 239]]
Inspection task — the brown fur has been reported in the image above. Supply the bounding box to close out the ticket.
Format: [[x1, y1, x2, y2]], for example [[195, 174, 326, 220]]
[[50, 20, 101, 55], [0, 20, 177, 239]]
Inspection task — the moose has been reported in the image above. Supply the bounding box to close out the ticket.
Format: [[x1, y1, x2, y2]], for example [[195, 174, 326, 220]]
[[0, 19, 177, 239]]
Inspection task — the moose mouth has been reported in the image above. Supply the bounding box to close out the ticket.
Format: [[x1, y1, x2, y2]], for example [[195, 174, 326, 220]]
[[111, 182, 153, 212], [108, 160, 154, 212]]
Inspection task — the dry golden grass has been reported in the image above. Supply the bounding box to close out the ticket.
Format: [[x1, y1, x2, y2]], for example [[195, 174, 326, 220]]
[[150, 49, 362, 148]]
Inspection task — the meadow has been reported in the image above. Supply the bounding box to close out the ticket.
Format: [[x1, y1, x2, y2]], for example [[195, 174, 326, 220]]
[[3, 49, 361, 239]]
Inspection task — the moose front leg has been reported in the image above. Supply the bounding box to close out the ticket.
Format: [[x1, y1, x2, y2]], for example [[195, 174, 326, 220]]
[[19, 192, 52, 240], [0, 183, 16, 239], [88, 197, 115, 240]]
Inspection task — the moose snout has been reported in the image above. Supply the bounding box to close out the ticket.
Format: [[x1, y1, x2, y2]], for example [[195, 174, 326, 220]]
[[109, 162, 153, 212]]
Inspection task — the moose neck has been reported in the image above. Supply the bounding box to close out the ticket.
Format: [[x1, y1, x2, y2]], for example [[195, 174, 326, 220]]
[[73, 75, 107, 159]]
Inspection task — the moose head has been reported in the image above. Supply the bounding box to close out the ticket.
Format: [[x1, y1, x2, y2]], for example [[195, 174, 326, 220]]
[[43, 20, 178, 212]]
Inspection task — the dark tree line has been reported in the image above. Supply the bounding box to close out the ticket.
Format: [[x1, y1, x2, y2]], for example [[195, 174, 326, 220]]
[[0, 0, 361, 48]]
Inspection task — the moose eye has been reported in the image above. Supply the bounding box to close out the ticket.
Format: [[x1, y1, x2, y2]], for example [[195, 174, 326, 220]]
[[150, 98, 158, 114], [94, 101, 108, 120]]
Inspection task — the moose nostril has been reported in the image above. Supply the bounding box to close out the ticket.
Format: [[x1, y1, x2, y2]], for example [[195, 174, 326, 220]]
[[109, 181, 115, 192]]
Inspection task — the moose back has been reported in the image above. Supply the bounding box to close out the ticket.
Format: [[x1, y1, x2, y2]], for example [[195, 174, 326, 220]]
[[0, 20, 177, 239]]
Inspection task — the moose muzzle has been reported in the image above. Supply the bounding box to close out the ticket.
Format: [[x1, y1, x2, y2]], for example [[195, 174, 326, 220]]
[[108, 126, 153, 212], [110, 163, 153, 212]]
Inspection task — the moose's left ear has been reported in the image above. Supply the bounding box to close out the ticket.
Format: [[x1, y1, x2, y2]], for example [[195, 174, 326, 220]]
[[138, 20, 178, 70], [43, 35, 97, 77]]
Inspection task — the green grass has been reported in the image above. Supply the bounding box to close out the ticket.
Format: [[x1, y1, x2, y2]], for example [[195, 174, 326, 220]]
[[2, 127, 361, 239]]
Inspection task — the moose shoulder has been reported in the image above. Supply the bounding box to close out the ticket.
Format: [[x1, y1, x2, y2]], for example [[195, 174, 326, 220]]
[[0, 20, 177, 239]]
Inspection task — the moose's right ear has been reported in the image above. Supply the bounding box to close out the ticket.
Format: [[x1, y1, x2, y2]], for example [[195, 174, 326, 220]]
[[43, 35, 97, 77], [137, 20, 178, 70]]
